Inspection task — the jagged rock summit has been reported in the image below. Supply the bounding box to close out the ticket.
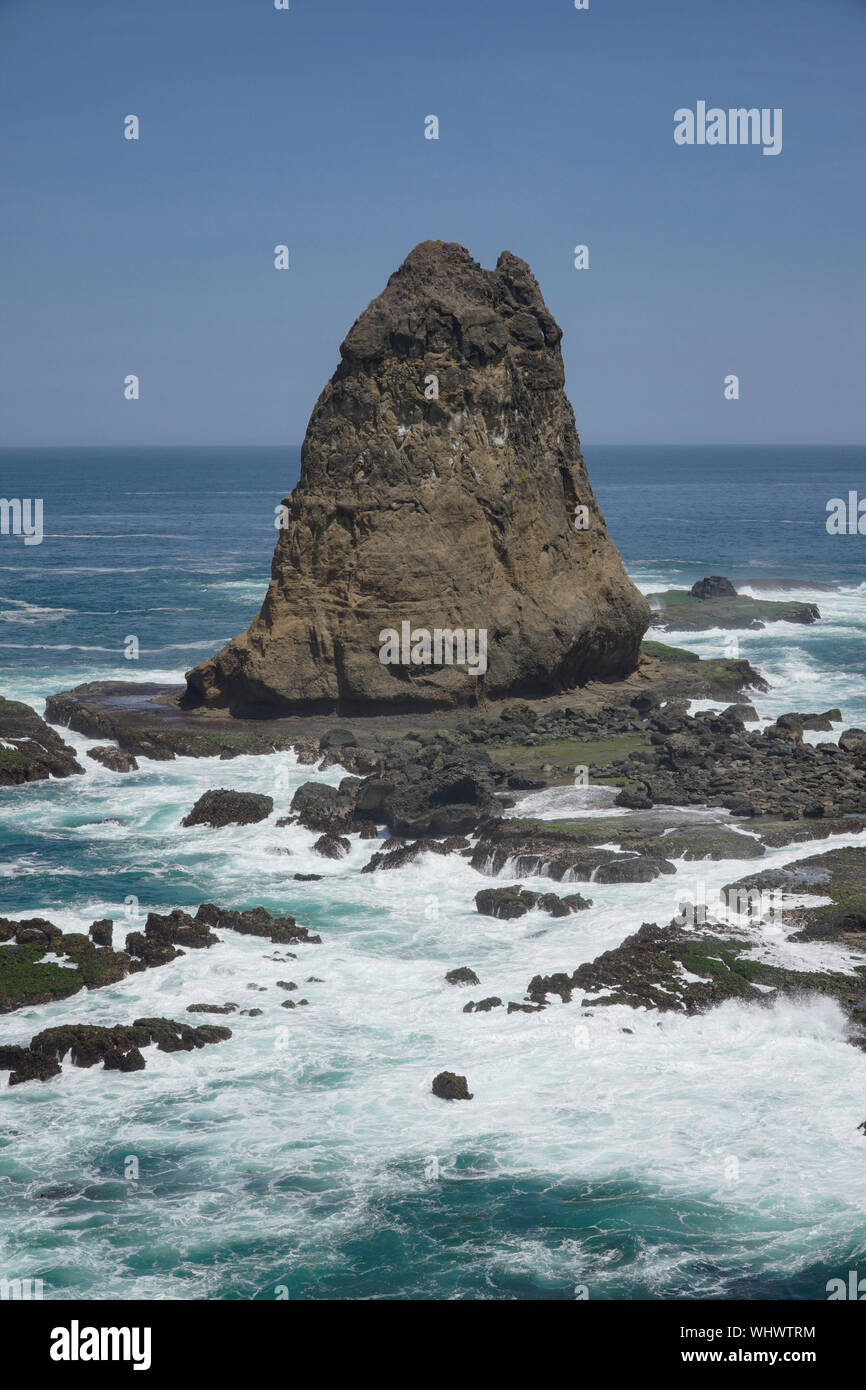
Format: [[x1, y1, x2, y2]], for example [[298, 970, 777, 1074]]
[[185, 241, 650, 714]]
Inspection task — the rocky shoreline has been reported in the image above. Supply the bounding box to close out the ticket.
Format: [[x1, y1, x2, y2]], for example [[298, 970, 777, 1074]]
[[3, 631, 866, 1095], [41, 639, 766, 765]]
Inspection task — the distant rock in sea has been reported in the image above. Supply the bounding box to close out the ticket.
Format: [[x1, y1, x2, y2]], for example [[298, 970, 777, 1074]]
[[185, 240, 649, 715], [648, 576, 820, 632]]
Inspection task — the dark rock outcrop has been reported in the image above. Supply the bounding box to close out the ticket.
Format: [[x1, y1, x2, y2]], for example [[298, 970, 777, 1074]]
[[592, 856, 676, 884], [445, 966, 480, 987], [690, 576, 737, 600], [1, 1017, 232, 1086], [313, 833, 350, 859], [0, 697, 82, 784], [194, 902, 321, 945], [524, 915, 866, 1020], [463, 997, 502, 1013], [125, 909, 219, 971], [181, 789, 273, 828], [475, 886, 593, 919], [614, 787, 654, 810], [86, 745, 139, 772], [185, 240, 649, 715], [599, 704, 866, 820], [89, 919, 113, 947], [432, 1070, 473, 1101], [0, 919, 131, 1013], [290, 782, 358, 835], [362, 834, 471, 873], [0, 1045, 62, 1085]]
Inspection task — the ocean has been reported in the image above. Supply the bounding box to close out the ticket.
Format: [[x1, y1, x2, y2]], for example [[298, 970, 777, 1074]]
[[1, 444, 865, 1301]]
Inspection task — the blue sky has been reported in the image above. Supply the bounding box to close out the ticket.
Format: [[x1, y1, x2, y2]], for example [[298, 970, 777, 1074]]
[[1, 0, 864, 445]]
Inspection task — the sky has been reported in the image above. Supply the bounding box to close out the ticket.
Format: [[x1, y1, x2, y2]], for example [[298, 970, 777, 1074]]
[[1, 0, 864, 446]]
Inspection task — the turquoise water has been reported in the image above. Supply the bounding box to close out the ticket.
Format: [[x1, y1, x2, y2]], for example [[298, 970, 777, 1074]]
[[1, 445, 865, 1301]]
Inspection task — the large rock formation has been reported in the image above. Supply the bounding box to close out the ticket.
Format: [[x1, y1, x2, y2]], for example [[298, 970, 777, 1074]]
[[185, 241, 649, 714]]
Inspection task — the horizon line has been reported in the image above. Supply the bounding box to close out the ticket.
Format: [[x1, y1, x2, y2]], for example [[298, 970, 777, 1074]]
[[1, 441, 863, 451]]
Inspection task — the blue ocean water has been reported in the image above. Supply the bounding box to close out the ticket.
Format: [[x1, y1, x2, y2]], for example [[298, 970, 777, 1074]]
[[1, 445, 865, 1302]]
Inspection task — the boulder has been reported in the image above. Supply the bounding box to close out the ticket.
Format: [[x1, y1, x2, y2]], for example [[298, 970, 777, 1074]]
[[181, 790, 273, 828], [432, 1070, 473, 1101], [690, 576, 737, 599], [313, 833, 350, 859], [445, 967, 480, 987], [290, 782, 356, 835], [614, 787, 654, 810], [87, 745, 139, 772]]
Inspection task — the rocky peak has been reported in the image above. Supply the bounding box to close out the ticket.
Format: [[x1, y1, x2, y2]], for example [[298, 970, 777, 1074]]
[[185, 241, 650, 715]]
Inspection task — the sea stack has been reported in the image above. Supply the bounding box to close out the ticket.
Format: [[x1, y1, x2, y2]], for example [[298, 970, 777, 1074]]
[[185, 241, 650, 714]]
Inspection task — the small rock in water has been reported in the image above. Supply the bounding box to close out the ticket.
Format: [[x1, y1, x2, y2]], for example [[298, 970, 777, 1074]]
[[313, 833, 350, 859], [445, 967, 480, 987], [432, 1071, 473, 1101], [87, 745, 139, 773], [181, 790, 273, 828], [463, 997, 502, 1014]]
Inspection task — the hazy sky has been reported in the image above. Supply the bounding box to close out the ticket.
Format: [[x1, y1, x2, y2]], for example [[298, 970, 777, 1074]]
[[1, 0, 864, 446]]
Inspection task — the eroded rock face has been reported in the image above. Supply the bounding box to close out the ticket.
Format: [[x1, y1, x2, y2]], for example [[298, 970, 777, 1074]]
[[185, 240, 649, 715]]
